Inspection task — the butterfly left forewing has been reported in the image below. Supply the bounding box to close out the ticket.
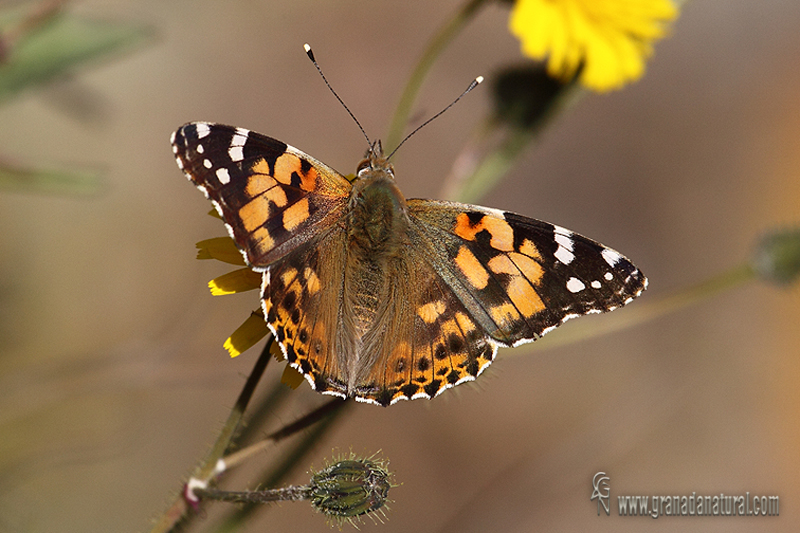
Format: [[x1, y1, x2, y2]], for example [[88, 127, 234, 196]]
[[172, 122, 351, 268], [407, 199, 647, 347]]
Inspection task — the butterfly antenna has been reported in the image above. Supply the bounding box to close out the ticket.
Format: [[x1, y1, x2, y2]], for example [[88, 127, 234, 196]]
[[304, 43, 372, 148], [386, 76, 483, 162]]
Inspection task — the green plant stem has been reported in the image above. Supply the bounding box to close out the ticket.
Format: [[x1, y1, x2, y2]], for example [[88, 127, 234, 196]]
[[226, 373, 291, 445], [445, 82, 583, 203], [149, 336, 274, 533], [212, 401, 351, 533], [385, 0, 488, 152], [453, 121, 535, 203], [530, 263, 757, 351], [196, 485, 311, 504], [221, 398, 347, 471]]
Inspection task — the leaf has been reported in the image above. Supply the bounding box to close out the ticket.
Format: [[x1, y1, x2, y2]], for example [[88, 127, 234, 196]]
[[0, 5, 154, 104], [0, 160, 101, 194]]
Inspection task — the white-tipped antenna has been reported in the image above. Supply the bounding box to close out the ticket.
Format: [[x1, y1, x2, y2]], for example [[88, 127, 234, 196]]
[[304, 44, 372, 147], [386, 76, 483, 161]]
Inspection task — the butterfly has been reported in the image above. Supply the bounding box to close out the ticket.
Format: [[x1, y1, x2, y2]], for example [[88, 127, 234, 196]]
[[171, 122, 646, 406]]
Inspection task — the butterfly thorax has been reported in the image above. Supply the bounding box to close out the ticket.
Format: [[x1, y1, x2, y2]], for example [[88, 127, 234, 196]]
[[346, 169, 408, 256]]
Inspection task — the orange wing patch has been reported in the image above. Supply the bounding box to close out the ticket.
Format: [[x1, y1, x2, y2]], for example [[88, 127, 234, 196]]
[[487, 253, 545, 318], [274, 152, 319, 190], [454, 212, 514, 251], [282, 197, 310, 231], [417, 300, 446, 324], [518, 238, 543, 261], [454, 246, 490, 290]]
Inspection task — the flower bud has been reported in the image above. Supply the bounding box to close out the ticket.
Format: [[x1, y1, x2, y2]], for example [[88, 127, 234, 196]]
[[491, 64, 568, 130], [308, 458, 392, 521]]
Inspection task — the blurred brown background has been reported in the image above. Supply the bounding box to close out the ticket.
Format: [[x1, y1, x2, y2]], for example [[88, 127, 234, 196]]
[[1, 0, 799, 531]]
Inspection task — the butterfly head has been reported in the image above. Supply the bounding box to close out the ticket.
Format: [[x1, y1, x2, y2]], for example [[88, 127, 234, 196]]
[[348, 140, 408, 247], [356, 140, 394, 181]]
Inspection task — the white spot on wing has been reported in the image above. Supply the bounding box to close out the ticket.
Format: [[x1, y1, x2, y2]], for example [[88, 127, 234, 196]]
[[195, 123, 210, 139], [216, 168, 230, 184], [566, 277, 585, 293], [591, 280, 602, 289], [169, 130, 177, 144], [604, 272, 614, 281], [176, 157, 184, 170], [453, 375, 476, 388], [196, 144, 204, 154], [484, 206, 507, 218], [561, 312, 580, 323], [229, 146, 244, 162], [540, 324, 558, 336], [232, 133, 248, 145], [554, 246, 575, 265], [203, 159, 213, 169], [321, 389, 347, 400], [229, 130, 249, 161], [602, 248, 623, 267], [554, 230, 574, 250], [553, 226, 575, 265]]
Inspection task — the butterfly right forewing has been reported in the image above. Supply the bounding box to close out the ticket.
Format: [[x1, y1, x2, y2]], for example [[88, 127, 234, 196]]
[[172, 122, 351, 268]]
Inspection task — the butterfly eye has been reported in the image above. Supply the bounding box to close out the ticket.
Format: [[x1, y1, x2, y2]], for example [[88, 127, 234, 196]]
[[356, 160, 371, 177]]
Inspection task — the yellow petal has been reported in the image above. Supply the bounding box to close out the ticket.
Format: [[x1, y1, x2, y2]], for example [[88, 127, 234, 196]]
[[281, 365, 305, 389], [269, 337, 285, 362], [209, 267, 261, 295], [223, 311, 269, 358], [196, 237, 246, 266], [509, 0, 678, 92]]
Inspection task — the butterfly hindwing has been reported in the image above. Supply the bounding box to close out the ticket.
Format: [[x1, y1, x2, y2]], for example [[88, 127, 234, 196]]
[[264, 225, 350, 397], [407, 199, 647, 347], [370, 255, 498, 405], [172, 122, 351, 267]]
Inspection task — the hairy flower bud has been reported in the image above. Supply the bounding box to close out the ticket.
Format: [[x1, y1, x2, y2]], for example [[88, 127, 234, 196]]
[[308, 458, 392, 521]]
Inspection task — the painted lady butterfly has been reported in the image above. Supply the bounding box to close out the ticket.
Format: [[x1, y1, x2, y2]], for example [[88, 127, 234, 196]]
[[171, 122, 646, 406]]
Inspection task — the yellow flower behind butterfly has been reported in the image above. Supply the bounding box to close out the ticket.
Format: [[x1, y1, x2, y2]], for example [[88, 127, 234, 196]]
[[509, 0, 678, 92], [196, 235, 305, 389]]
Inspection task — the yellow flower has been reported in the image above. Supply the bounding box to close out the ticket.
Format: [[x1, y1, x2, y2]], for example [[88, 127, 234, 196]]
[[509, 0, 678, 92], [196, 236, 305, 387]]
